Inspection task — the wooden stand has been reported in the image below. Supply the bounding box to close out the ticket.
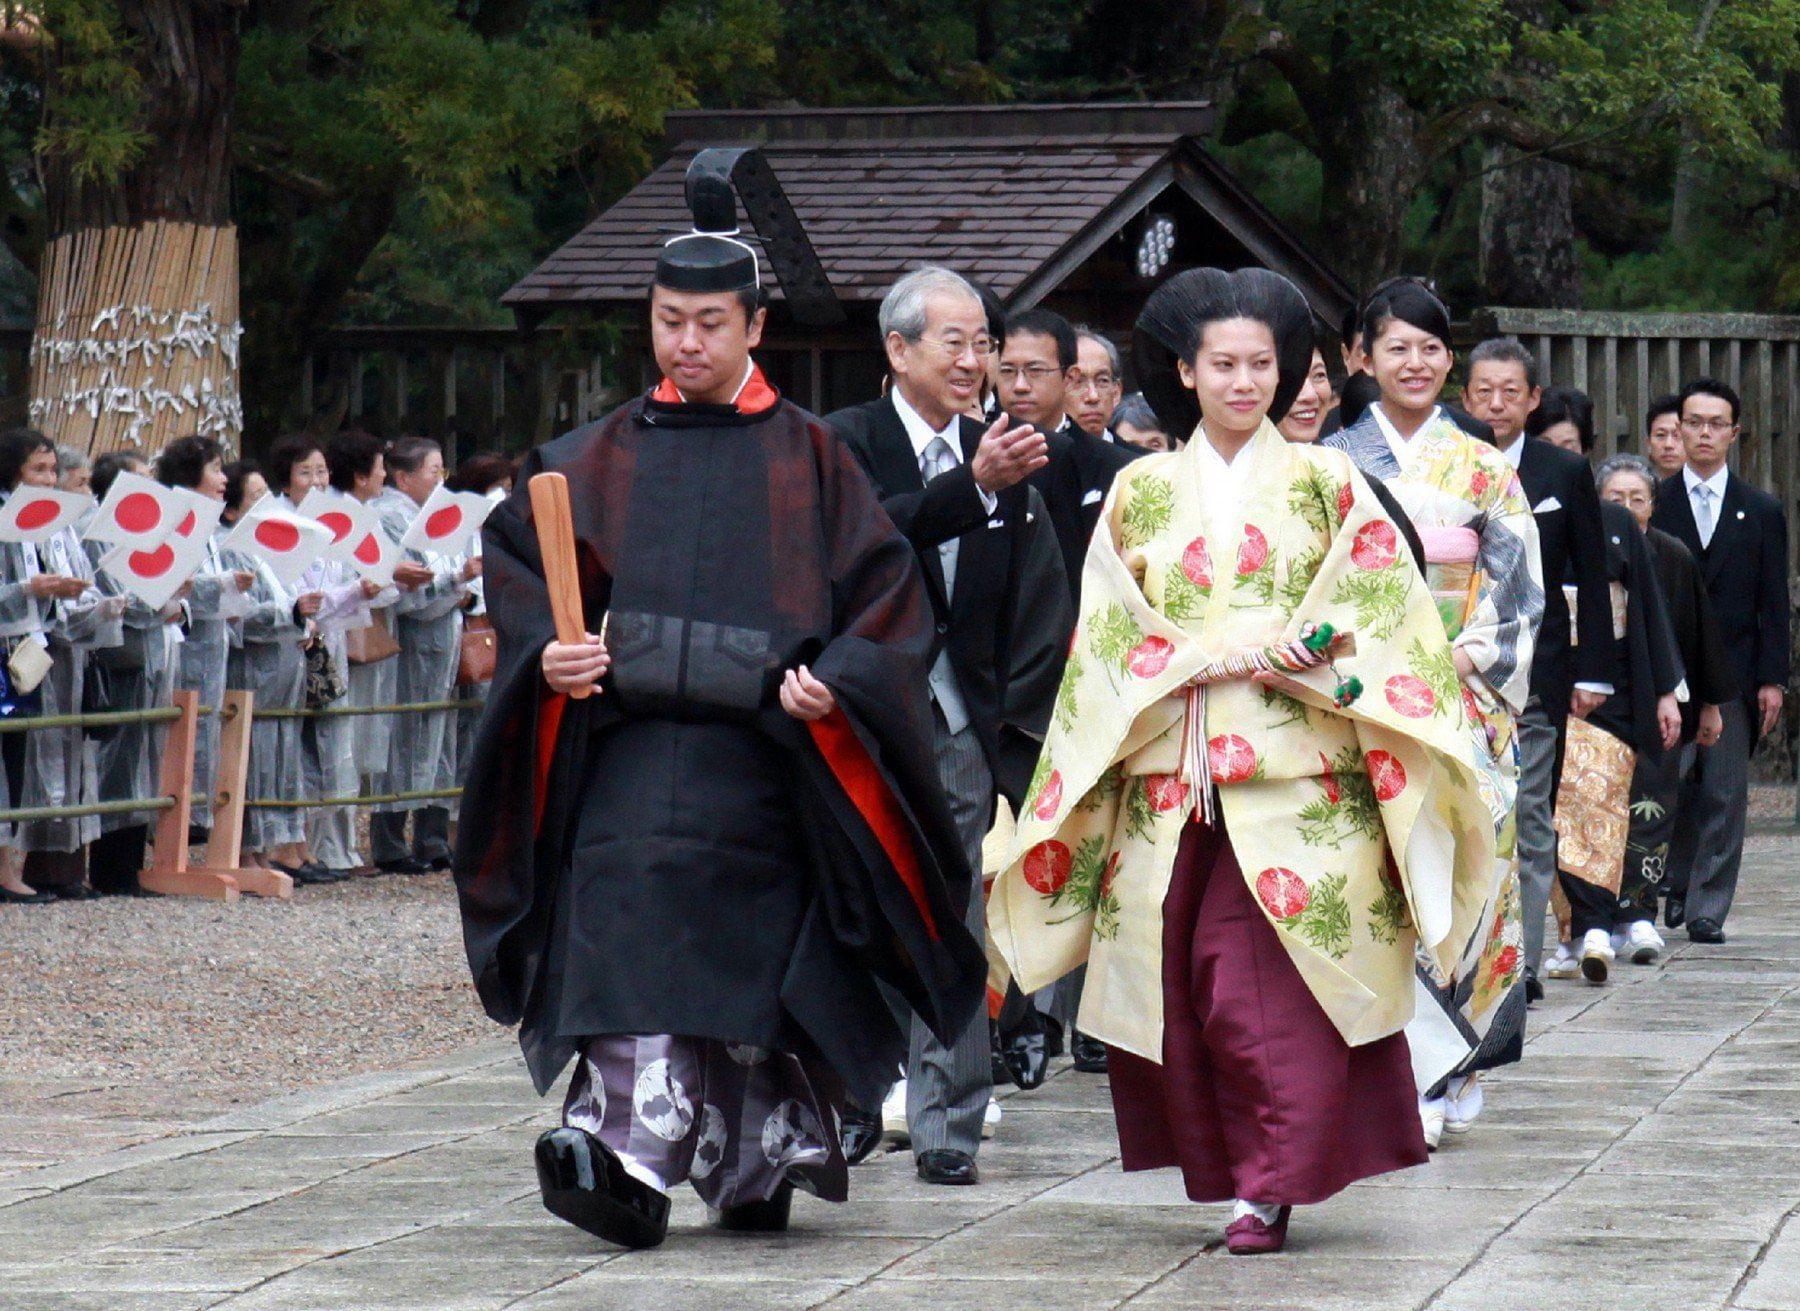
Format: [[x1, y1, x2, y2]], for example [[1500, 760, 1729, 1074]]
[[195, 690, 290, 899], [138, 690, 238, 901]]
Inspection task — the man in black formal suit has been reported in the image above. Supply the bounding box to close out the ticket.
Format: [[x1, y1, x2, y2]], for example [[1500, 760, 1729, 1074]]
[[826, 267, 1068, 1184], [1070, 327, 1128, 445], [1650, 378, 1790, 944], [1462, 337, 1614, 993], [1002, 308, 1143, 608]]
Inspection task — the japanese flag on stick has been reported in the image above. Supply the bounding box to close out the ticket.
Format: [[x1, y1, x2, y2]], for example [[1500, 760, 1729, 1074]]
[[84, 472, 190, 549], [0, 487, 91, 544], [98, 489, 224, 610], [398, 484, 494, 559], [219, 495, 332, 590], [296, 489, 398, 588]]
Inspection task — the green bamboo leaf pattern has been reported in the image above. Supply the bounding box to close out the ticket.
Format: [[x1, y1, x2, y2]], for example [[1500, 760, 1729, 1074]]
[[1277, 546, 1323, 612], [1282, 871, 1352, 958], [1295, 745, 1381, 849], [1074, 762, 1126, 814], [1287, 464, 1337, 534], [1049, 834, 1121, 937], [1055, 649, 1083, 733], [1120, 475, 1175, 548], [1089, 603, 1144, 671], [1368, 880, 1411, 946], [1408, 636, 1461, 717], [1162, 562, 1206, 621], [1259, 685, 1311, 728], [1330, 567, 1411, 640]]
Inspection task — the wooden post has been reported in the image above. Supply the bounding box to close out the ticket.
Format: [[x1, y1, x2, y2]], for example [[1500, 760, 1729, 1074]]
[[196, 690, 291, 899], [138, 690, 238, 901]]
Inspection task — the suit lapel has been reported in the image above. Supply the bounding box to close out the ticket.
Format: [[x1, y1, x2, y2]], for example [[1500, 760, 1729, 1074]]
[[1700, 473, 1746, 585], [875, 397, 950, 603], [1656, 475, 1702, 558]]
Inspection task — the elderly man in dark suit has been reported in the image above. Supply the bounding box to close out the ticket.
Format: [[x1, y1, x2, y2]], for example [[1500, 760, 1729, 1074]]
[[1650, 378, 1790, 944], [827, 266, 1069, 1185], [1462, 336, 1614, 996]]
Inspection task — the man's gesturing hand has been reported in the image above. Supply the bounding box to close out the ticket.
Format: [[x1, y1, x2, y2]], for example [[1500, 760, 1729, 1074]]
[[969, 415, 1048, 494], [779, 665, 836, 721], [542, 634, 609, 695]]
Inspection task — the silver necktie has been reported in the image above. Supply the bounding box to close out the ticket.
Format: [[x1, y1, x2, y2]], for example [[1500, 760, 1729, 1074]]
[[1693, 484, 1716, 548], [919, 433, 969, 734]]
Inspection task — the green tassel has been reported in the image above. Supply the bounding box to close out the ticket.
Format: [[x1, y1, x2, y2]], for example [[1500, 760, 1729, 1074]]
[[1302, 622, 1335, 653]]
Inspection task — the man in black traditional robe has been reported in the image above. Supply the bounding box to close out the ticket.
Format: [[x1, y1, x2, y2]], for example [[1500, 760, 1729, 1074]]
[[453, 155, 984, 1249]]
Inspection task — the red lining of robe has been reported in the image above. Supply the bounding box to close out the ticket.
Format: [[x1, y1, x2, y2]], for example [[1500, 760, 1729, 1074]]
[[808, 708, 940, 940], [533, 692, 567, 833], [650, 366, 779, 414]]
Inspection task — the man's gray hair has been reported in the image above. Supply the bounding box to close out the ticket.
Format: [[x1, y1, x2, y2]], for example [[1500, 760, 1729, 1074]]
[[1596, 452, 1657, 494], [1468, 336, 1539, 390], [1075, 326, 1122, 375], [54, 443, 88, 474], [879, 266, 981, 343]]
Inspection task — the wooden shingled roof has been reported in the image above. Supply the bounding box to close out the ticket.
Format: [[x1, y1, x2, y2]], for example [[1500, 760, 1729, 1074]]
[[504, 103, 1351, 323]]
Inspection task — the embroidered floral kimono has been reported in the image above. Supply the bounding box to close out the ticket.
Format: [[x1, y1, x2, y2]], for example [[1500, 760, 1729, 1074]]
[[1325, 408, 1544, 1089], [988, 421, 1495, 1065]]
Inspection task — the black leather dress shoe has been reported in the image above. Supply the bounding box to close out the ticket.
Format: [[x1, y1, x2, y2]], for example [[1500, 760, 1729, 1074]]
[[1665, 895, 1686, 929], [1687, 918, 1725, 944], [0, 886, 52, 904], [1070, 1030, 1109, 1074], [377, 857, 432, 876], [535, 1127, 669, 1249], [916, 1148, 978, 1186], [52, 885, 100, 901], [990, 1020, 1015, 1088], [1524, 970, 1545, 1004], [711, 1182, 793, 1232], [840, 1103, 884, 1166]]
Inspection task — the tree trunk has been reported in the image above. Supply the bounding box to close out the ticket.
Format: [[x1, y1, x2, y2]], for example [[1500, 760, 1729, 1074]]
[[1314, 80, 1424, 291], [1479, 144, 1581, 307], [29, 1, 243, 456]]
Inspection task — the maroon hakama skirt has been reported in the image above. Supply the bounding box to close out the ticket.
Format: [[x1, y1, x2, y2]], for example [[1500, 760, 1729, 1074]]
[[1107, 820, 1427, 1205]]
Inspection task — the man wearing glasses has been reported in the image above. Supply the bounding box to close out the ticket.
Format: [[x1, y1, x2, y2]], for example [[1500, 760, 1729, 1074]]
[[827, 266, 1069, 1185], [1651, 378, 1790, 945], [1069, 328, 1127, 445]]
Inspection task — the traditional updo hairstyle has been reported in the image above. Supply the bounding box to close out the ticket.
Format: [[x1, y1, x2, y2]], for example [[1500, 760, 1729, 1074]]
[[1133, 267, 1316, 436], [1356, 276, 1452, 354]]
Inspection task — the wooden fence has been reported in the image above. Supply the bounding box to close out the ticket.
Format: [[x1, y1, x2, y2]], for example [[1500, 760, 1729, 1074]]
[[1466, 308, 1800, 566]]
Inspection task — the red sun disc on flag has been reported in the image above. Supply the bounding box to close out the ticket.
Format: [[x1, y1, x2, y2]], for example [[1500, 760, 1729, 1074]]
[[115, 492, 164, 534], [425, 506, 463, 538], [129, 543, 175, 578], [354, 533, 383, 565], [255, 520, 301, 553], [174, 511, 197, 538], [318, 511, 353, 544], [15, 499, 59, 531]]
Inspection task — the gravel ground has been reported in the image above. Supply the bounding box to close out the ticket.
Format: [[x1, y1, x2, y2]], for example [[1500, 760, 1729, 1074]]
[[0, 869, 494, 1179]]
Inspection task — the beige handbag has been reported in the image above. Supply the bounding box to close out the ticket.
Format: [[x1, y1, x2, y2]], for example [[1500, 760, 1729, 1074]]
[[7, 637, 52, 695], [345, 610, 401, 666]]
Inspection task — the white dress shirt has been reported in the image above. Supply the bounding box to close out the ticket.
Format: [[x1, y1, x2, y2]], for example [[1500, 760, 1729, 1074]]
[[1498, 433, 1527, 469], [1682, 463, 1730, 549], [892, 387, 997, 514]]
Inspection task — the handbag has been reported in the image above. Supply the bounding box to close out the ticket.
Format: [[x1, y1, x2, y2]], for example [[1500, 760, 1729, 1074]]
[[304, 640, 348, 710], [457, 614, 496, 687], [345, 610, 400, 666], [7, 636, 52, 696]]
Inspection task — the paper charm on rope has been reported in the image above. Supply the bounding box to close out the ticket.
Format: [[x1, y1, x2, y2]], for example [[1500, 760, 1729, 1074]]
[[0, 487, 92, 544], [83, 471, 190, 549], [219, 495, 332, 589], [397, 484, 495, 559], [98, 488, 224, 611], [295, 488, 398, 588]]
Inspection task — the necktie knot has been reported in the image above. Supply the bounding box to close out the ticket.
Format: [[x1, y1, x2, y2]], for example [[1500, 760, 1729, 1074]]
[[921, 434, 955, 479]]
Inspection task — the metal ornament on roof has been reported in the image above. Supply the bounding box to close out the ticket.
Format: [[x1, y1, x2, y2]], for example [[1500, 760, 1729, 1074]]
[[1136, 214, 1177, 279]]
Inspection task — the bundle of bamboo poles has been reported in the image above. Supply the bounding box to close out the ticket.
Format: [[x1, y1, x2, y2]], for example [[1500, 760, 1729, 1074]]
[[28, 219, 243, 457]]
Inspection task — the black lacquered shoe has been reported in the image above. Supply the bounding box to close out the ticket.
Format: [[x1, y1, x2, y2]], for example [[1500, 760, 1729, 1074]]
[[711, 1182, 793, 1232], [1001, 1030, 1050, 1090], [916, 1148, 978, 1186], [1070, 1030, 1109, 1074], [840, 1103, 884, 1166], [535, 1128, 669, 1249], [1665, 895, 1686, 930]]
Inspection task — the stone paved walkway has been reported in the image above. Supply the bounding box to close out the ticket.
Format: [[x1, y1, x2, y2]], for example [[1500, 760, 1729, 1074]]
[[5, 827, 1800, 1311]]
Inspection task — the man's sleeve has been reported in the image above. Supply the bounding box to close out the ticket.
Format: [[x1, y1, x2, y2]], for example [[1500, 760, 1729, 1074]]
[[1567, 458, 1615, 687], [1755, 497, 1791, 691], [827, 410, 988, 553]]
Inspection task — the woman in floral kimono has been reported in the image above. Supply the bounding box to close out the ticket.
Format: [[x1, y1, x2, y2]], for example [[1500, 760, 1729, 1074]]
[[1323, 280, 1543, 1148], [988, 268, 1494, 1254]]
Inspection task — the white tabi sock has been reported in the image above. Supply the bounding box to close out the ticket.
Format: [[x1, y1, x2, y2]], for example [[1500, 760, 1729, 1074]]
[[1232, 1198, 1281, 1225]]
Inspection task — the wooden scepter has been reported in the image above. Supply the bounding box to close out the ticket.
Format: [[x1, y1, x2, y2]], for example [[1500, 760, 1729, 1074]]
[[527, 471, 594, 701]]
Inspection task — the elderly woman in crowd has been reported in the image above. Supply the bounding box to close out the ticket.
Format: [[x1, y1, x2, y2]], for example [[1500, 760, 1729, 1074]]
[[0, 431, 89, 904], [221, 457, 326, 883], [18, 433, 123, 898], [156, 436, 254, 847], [85, 451, 186, 896], [270, 435, 381, 878], [1111, 393, 1174, 452], [369, 437, 478, 875]]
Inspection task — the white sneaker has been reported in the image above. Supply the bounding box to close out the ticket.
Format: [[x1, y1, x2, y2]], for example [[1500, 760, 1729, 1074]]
[[1545, 941, 1581, 980], [1420, 1095, 1446, 1152], [1625, 919, 1664, 964], [982, 1098, 1002, 1140], [881, 1079, 908, 1136], [1442, 1074, 1483, 1136], [1580, 927, 1614, 984]]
